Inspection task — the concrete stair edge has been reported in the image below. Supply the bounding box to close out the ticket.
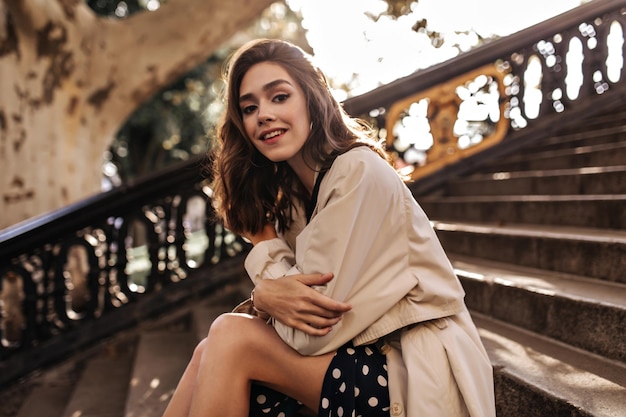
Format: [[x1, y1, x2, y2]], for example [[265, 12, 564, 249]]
[[122, 279, 252, 417], [478, 147, 626, 172], [124, 330, 194, 417], [12, 362, 78, 417], [450, 255, 626, 308], [448, 164, 626, 182], [61, 340, 136, 417], [432, 221, 626, 243], [421, 198, 626, 230], [473, 313, 626, 417], [434, 223, 626, 284], [483, 141, 626, 165], [451, 255, 626, 362]]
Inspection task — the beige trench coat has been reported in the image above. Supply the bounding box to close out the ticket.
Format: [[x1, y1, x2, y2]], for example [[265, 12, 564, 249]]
[[244, 147, 495, 416]]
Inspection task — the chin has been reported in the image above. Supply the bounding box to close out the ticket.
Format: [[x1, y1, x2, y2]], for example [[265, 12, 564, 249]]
[[265, 153, 295, 163]]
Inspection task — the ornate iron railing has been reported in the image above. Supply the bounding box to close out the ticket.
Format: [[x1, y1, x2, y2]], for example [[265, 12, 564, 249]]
[[1, 0, 625, 386], [0, 158, 249, 385], [344, 0, 626, 191]]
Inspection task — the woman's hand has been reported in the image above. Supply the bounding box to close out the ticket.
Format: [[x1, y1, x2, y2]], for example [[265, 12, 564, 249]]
[[253, 273, 352, 336]]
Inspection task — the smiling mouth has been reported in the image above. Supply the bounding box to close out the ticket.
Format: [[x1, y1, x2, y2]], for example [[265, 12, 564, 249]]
[[261, 129, 285, 141]]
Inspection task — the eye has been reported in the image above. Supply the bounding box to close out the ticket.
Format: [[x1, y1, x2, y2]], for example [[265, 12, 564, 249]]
[[273, 93, 289, 103], [241, 104, 257, 115]]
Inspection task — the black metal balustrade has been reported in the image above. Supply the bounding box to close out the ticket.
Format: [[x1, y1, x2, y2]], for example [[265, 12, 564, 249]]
[[345, 0, 626, 192], [0, 159, 250, 385], [1, 0, 625, 388]]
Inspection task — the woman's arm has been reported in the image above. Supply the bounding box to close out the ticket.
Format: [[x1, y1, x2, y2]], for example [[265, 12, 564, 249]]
[[247, 148, 419, 355], [242, 224, 351, 334], [253, 273, 352, 335]]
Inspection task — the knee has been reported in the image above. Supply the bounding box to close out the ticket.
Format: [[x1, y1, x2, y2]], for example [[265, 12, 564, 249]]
[[206, 313, 259, 355], [207, 312, 237, 337], [192, 337, 208, 360]]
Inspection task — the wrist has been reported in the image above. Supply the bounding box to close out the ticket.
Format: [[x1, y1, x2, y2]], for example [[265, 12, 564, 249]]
[[250, 288, 265, 314]]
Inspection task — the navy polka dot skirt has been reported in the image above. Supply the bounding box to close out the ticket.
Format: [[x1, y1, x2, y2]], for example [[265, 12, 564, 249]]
[[249, 342, 390, 416]]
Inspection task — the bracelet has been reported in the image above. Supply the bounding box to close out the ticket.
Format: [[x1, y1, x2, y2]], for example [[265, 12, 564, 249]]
[[250, 288, 264, 314]]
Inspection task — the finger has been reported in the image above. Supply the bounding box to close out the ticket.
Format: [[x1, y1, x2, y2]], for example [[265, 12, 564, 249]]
[[282, 312, 337, 335], [293, 295, 350, 319], [296, 272, 334, 286], [302, 303, 346, 319], [297, 274, 352, 312], [309, 293, 352, 313], [298, 323, 334, 337], [302, 314, 343, 329]]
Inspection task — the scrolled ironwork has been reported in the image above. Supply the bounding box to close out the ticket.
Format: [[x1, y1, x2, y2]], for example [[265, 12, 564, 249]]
[[344, 0, 626, 183], [0, 164, 247, 366]]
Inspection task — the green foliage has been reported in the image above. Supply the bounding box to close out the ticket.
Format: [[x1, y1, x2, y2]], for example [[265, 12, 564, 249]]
[[106, 58, 223, 183]]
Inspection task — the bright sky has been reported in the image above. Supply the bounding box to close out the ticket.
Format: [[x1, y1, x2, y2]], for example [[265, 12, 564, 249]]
[[286, 0, 590, 98]]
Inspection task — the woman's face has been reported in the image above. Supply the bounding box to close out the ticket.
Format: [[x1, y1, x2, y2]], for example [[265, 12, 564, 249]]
[[239, 62, 311, 170]]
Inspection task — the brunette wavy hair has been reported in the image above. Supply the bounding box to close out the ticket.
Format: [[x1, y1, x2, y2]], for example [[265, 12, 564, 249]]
[[210, 38, 390, 235]]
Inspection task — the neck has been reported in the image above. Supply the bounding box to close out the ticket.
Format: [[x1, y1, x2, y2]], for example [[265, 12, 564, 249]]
[[288, 154, 316, 195]]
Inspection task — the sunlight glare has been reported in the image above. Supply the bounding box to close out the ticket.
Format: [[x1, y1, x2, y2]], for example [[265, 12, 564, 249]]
[[287, 0, 588, 95], [606, 21, 624, 83]]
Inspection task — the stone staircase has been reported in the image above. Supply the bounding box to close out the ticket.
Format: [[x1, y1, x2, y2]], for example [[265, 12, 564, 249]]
[[416, 110, 626, 416], [0, 277, 257, 417], [2, 113, 625, 417]]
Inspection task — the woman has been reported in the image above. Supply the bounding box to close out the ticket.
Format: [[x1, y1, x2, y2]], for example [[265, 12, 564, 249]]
[[163, 38, 495, 417]]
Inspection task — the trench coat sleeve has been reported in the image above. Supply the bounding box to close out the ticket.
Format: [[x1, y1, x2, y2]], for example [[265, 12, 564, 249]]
[[245, 147, 418, 355], [244, 237, 299, 284]]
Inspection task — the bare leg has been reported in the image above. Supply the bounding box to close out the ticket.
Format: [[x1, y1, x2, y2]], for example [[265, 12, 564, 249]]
[[162, 338, 209, 417], [162, 313, 335, 417]]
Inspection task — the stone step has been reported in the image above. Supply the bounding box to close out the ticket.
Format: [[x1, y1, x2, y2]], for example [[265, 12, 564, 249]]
[[120, 281, 252, 417], [124, 329, 194, 417], [61, 339, 136, 417], [121, 281, 252, 417], [517, 125, 626, 154], [557, 111, 626, 133], [433, 221, 626, 284], [451, 255, 626, 363], [479, 141, 626, 172], [0, 281, 251, 417], [8, 333, 138, 417], [419, 194, 626, 230], [12, 361, 78, 417], [473, 313, 626, 417], [3, 267, 623, 417], [440, 166, 626, 196]]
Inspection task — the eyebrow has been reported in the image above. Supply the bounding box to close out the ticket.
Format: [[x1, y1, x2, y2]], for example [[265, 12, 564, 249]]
[[239, 79, 293, 104]]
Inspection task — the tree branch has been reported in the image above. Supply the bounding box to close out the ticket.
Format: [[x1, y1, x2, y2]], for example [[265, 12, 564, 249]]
[[3, 0, 62, 33], [92, 0, 277, 123], [2, 0, 96, 58]]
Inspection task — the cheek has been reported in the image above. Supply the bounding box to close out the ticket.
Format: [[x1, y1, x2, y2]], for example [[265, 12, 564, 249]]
[[243, 118, 256, 140], [250, 141, 263, 154]]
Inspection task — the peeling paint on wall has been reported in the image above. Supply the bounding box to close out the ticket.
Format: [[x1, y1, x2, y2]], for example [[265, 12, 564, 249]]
[[88, 81, 116, 110], [58, 0, 81, 21], [0, 11, 18, 58], [37, 22, 75, 104]]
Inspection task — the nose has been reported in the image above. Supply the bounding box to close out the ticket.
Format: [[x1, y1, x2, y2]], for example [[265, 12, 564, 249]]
[[257, 116, 272, 126], [257, 104, 275, 125]]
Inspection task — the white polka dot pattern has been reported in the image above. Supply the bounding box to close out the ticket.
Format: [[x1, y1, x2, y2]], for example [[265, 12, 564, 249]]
[[317, 342, 389, 417], [247, 342, 389, 416]]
